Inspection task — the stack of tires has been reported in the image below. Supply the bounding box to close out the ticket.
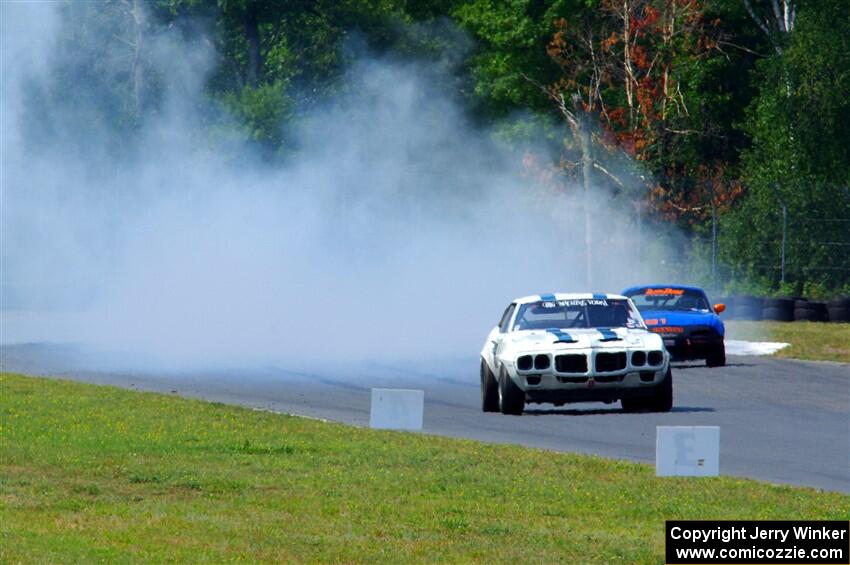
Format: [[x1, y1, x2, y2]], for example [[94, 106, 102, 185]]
[[762, 297, 794, 321], [793, 300, 828, 322], [734, 295, 763, 320], [718, 296, 735, 318], [718, 294, 848, 322], [827, 297, 850, 322]]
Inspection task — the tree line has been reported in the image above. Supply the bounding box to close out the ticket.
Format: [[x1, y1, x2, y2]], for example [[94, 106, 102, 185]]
[[28, 0, 850, 297]]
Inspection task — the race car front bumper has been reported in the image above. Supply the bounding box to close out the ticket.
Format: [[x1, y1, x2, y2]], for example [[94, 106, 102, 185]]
[[521, 368, 670, 405], [508, 347, 670, 404]]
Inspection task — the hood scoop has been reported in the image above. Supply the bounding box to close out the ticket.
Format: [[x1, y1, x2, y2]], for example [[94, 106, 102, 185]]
[[596, 328, 623, 342], [545, 328, 577, 344]]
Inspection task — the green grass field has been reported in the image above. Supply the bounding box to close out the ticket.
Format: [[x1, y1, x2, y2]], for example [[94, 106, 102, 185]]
[[1, 373, 847, 563], [726, 321, 850, 363]]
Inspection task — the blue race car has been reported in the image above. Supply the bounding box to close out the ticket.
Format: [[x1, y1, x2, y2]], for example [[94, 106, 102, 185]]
[[622, 285, 726, 367]]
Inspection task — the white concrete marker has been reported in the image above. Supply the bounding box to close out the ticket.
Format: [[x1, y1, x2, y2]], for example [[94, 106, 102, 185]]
[[656, 426, 719, 477], [369, 388, 424, 431]]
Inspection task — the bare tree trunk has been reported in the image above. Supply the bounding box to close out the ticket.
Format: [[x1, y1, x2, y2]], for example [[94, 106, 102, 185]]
[[742, 0, 795, 55], [622, 0, 636, 129], [661, 0, 675, 122], [742, 0, 797, 173]]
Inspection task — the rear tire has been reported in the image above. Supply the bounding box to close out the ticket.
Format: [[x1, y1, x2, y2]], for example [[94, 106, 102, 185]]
[[706, 343, 726, 367], [734, 295, 763, 320], [762, 298, 794, 321], [794, 301, 828, 322], [498, 369, 524, 415], [827, 306, 850, 323], [826, 298, 850, 322], [480, 360, 499, 413]]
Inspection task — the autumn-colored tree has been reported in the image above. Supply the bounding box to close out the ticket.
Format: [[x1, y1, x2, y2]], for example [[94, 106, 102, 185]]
[[544, 0, 746, 221]]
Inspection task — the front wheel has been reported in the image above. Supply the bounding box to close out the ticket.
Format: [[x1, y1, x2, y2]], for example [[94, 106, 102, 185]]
[[498, 369, 524, 415], [480, 360, 499, 412], [649, 367, 673, 412], [620, 396, 645, 413], [706, 343, 726, 367]]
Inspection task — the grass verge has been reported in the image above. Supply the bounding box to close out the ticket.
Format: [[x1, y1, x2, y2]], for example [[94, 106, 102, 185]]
[[726, 320, 850, 363], [1, 372, 847, 563]]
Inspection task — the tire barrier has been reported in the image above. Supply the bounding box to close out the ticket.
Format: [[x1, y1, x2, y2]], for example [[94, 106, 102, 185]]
[[717, 296, 735, 318], [793, 300, 827, 322], [733, 295, 763, 320], [762, 297, 794, 321], [826, 297, 850, 323], [683, 293, 847, 323]]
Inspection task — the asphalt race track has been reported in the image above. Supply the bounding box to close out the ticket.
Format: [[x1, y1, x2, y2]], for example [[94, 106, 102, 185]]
[[2, 344, 848, 493]]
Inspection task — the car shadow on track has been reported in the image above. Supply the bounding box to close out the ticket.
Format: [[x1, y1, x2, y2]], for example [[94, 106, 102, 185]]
[[522, 405, 715, 416], [673, 362, 755, 369]]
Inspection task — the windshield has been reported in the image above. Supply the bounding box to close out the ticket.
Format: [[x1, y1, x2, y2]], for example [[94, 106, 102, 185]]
[[512, 298, 645, 331], [625, 287, 710, 312]]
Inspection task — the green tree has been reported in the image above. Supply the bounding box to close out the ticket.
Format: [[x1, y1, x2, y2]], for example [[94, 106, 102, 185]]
[[722, 1, 850, 295], [452, 0, 577, 119]]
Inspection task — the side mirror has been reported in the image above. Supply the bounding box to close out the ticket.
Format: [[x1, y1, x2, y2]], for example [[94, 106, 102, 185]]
[[714, 303, 726, 314]]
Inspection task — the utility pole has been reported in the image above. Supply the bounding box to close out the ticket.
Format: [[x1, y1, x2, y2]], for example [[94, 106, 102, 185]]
[[770, 183, 788, 285], [780, 203, 787, 284], [636, 202, 643, 264], [554, 91, 594, 288], [574, 95, 593, 288], [707, 179, 717, 292], [711, 201, 717, 291]]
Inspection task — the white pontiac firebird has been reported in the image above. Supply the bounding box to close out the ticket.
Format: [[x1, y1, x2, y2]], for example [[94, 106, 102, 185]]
[[480, 293, 672, 415]]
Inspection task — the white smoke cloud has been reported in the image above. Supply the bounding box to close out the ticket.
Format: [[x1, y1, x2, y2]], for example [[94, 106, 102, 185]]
[[1, 2, 679, 368]]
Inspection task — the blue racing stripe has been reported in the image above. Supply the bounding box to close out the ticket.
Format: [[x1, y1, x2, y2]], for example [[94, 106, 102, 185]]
[[539, 293, 557, 302], [592, 293, 608, 300], [597, 327, 622, 341], [546, 328, 576, 343]]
